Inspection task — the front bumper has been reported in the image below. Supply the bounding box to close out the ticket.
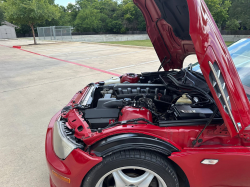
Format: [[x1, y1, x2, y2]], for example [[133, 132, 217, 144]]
[[45, 112, 102, 187]]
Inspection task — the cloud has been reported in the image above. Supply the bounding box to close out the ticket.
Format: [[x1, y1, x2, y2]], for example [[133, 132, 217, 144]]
[[68, 2, 75, 5]]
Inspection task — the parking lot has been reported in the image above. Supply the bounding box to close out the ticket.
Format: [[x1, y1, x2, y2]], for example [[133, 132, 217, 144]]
[[0, 39, 196, 186]]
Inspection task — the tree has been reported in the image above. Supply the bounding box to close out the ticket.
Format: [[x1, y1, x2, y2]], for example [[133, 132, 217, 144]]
[[0, 2, 4, 24], [227, 0, 250, 30], [74, 0, 145, 33], [2, 0, 60, 44], [121, 0, 146, 31], [204, 0, 231, 29], [66, 3, 79, 27], [74, 6, 102, 32], [41, 5, 71, 27], [92, 0, 122, 33], [57, 6, 71, 26], [226, 19, 240, 30], [48, 0, 54, 4]]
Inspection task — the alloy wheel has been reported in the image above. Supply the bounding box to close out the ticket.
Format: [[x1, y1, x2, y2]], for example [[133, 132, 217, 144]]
[[95, 166, 168, 187]]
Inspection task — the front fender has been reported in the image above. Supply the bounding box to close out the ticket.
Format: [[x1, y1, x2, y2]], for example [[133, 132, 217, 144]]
[[89, 133, 179, 157]]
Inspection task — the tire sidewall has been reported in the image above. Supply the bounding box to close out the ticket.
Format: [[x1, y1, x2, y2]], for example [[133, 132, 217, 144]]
[[83, 156, 178, 187]]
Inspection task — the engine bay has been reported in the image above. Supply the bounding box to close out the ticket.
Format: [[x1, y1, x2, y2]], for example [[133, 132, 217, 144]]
[[65, 68, 223, 131]]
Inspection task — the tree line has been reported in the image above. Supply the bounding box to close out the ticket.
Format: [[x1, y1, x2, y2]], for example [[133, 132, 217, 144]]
[[205, 0, 250, 30], [0, 0, 146, 36], [0, 0, 250, 42]]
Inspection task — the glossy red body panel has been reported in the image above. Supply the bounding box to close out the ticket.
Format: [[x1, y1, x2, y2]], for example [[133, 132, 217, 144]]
[[46, 84, 250, 187], [243, 85, 250, 95], [63, 109, 92, 139], [120, 73, 140, 83], [169, 149, 250, 187], [45, 111, 102, 187], [186, 0, 250, 136], [118, 106, 153, 122], [46, 0, 250, 186]]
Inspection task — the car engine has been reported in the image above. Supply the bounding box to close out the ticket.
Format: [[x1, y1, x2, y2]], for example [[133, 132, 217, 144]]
[[66, 68, 222, 131]]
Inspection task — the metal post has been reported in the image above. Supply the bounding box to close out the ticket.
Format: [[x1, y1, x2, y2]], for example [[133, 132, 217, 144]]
[[37, 27, 40, 40], [53, 26, 56, 40], [70, 27, 72, 40], [50, 26, 52, 40], [43, 27, 45, 40], [61, 29, 63, 40]]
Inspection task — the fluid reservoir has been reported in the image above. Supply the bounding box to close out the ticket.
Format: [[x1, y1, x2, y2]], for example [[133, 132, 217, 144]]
[[175, 94, 192, 105], [119, 106, 153, 123], [121, 73, 140, 83], [104, 76, 121, 85]]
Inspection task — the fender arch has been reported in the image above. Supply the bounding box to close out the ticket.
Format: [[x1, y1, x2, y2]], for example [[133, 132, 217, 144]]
[[90, 133, 179, 157]]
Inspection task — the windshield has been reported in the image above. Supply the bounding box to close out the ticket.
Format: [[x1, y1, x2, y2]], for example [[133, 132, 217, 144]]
[[192, 38, 250, 99], [228, 39, 250, 89]]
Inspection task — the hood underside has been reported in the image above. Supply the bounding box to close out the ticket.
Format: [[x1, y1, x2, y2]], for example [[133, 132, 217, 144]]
[[134, 0, 196, 70]]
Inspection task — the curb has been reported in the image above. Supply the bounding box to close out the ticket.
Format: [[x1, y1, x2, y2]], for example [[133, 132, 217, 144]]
[[13, 46, 21, 49]]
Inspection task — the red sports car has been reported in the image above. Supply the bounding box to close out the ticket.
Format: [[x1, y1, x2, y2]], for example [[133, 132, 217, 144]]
[[45, 0, 250, 186]]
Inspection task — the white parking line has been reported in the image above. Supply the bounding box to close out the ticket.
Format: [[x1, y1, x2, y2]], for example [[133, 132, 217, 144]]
[[107, 60, 158, 71], [44, 47, 117, 56], [69, 51, 143, 61]]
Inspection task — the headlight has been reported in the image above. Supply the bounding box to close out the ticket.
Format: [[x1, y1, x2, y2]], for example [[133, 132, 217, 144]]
[[53, 121, 76, 159]]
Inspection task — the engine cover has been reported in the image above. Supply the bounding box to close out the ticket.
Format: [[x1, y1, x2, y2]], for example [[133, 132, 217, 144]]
[[113, 83, 166, 99], [119, 106, 152, 123]]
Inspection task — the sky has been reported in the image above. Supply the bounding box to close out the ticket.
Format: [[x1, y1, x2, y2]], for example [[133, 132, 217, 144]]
[[55, 0, 75, 7]]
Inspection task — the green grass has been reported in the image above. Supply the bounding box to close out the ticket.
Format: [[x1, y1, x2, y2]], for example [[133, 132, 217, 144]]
[[225, 41, 233, 46], [102, 40, 153, 47], [102, 40, 233, 47]]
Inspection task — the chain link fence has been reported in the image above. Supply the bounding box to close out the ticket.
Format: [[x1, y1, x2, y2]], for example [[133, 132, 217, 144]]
[[37, 26, 72, 41]]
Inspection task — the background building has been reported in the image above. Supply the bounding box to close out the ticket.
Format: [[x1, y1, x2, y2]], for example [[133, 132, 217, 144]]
[[0, 22, 17, 39]]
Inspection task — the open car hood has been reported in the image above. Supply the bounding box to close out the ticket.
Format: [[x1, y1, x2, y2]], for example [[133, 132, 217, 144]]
[[134, 0, 250, 136], [134, 0, 196, 71]]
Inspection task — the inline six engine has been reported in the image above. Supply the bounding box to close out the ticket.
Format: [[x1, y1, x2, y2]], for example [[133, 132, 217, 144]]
[[63, 68, 222, 132]]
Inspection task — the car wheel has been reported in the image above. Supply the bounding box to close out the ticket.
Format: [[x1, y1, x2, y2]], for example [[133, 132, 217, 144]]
[[82, 150, 179, 187]]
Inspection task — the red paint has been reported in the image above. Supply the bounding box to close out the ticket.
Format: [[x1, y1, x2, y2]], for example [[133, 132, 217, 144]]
[[120, 73, 140, 83], [64, 109, 93, 139], [0, 44, 10, 48], [46, 86, 250, 187], [118, 106, 152, 122], [19, 48, 120, 76], [186, 0, 250, 136], [45, 112, 102, 187], [46, 0, 250, 186], [169, 149, 250, 187], [1, 44, 119, 76], [13, 46, 21, 49]]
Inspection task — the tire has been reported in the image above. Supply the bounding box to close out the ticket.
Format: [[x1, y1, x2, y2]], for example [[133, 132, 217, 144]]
[[82, 150, 179, 187]]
